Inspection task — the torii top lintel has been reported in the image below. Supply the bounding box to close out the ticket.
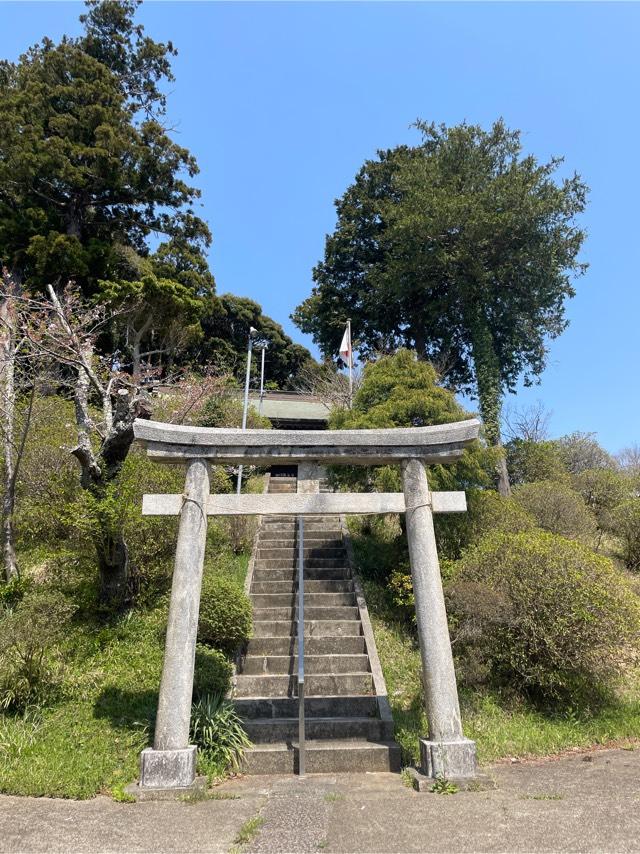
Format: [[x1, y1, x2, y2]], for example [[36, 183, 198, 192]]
[[132, 418, 480, 466]]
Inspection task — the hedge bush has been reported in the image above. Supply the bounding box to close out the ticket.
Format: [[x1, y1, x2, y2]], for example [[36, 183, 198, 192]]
[[514, 480, 596, 539], [198, 574, 253, 655], [448, 530, 640, 700]]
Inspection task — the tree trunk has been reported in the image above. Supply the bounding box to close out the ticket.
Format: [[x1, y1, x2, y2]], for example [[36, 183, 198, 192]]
[[411, 320, 428, 360], [467, 309, 511, 497], [96, 528, 131, 606], [0, 281, 19, 581]]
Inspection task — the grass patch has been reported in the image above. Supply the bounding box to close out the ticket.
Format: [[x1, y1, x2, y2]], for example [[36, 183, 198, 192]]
[[234, 815, 265, 846], [0, 533, 250, 800], [323, 791, 343, 802]]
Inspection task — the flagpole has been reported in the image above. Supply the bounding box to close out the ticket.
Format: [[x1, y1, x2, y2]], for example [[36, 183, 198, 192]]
[[347, 317, 353, 409]]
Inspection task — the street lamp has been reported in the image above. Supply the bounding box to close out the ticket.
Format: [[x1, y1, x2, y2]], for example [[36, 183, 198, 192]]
[[257, 343, 267, 417]]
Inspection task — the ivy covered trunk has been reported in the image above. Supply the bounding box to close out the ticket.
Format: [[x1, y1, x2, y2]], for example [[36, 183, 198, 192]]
[[468, 309, 511, 498]]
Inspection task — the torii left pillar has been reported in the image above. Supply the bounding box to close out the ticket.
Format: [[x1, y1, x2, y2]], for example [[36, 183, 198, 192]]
[[139, 458, 209, 789]]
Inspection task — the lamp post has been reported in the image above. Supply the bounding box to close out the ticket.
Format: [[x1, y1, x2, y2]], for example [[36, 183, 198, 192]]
[[258, 344, 267, 417], [236, 326, 258, 495]]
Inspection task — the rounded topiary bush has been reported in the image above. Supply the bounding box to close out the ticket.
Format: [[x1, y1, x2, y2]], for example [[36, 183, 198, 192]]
[[198, 574, 253, 655], [193, 644, 232, 699], [447, 530, 640, 700], [513, 480, 596, 539]]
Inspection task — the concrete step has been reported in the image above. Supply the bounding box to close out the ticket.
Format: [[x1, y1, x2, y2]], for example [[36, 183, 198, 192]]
[[244, 716, 394, 744], [262, 513, 340, 527], [259, 531, 343, 544], [257, 547, 346, 559], [235, 695, 378, 720], [255, 558, 349, 570], [253, 568, 351, 582], [253, 606, 360, 622], [251, 593, 356, 609], [235, 672, 374, 698], [250, 580, 354, 595], [241, 739, 401, 775], [252, 620, 362, 638], [246, 636, 366, 656], [241, 654, 370, 675], [261, 522, 342, 532]]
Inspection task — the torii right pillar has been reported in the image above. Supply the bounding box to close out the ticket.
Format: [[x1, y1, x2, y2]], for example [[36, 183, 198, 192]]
[[402, 459, 477, 779]]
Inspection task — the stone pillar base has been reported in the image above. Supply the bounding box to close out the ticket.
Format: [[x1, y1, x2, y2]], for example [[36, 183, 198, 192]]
[[140, 745, 197, 789], [420, 737, 477, 779]]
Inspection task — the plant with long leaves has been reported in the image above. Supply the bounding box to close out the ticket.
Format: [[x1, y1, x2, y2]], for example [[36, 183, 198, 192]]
[[190, 693, 251, 773]]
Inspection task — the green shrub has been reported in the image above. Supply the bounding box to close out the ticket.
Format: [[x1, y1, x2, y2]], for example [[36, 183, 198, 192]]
[[388, 564, 415, 622], [505, 439, 568, 486], [433, 489, 534, 562], [604, 499, 640, 570], [14, 395, 79, 545], [0, 589, 76, 711], [449, 531, 640, 700], [193, 645, 232, 700], [469, 490, 536, 540], [514, 480, 596, 539], [198, 574, 252, 655], [0, 576, 31, 612], [190, 692, 251, 773], [573, 469, 630, 528]]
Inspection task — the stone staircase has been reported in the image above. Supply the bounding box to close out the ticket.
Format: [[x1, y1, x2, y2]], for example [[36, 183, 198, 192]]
[[234, 471, 401, 774]]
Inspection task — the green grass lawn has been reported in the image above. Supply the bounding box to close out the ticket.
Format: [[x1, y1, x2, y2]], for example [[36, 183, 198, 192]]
[[0, 533, 250, 800]]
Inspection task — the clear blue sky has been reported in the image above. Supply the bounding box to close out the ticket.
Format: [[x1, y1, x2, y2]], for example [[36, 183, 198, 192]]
[[4, 2, 640, 452]]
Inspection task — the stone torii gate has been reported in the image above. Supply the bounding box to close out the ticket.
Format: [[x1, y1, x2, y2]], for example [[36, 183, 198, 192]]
[[132, 416, 481, 791]]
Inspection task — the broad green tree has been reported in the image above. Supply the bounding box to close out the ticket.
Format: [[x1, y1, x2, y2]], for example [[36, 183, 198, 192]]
[[294, 120, 588, 494]]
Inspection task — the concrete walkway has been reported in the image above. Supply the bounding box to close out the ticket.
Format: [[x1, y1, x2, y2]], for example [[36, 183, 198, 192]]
[[2, 748, 640, 853]]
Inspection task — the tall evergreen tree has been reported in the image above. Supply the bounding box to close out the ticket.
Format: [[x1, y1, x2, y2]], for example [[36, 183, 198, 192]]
[[294, 120, 588, 494], [0, 0, 211, 294]]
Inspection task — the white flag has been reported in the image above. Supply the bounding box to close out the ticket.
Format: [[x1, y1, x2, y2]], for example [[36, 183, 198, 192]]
[[339, 323, 351, 363]]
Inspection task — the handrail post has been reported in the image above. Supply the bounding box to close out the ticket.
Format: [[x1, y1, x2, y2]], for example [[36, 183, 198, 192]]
[[297, 514, 306, 777]]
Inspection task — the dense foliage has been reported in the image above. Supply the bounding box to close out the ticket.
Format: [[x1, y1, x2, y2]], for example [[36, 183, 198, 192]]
[[450, 531, 640, 700]]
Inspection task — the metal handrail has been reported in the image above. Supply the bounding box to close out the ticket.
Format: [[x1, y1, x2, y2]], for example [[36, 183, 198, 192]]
[[297, 514, 306, 777]]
